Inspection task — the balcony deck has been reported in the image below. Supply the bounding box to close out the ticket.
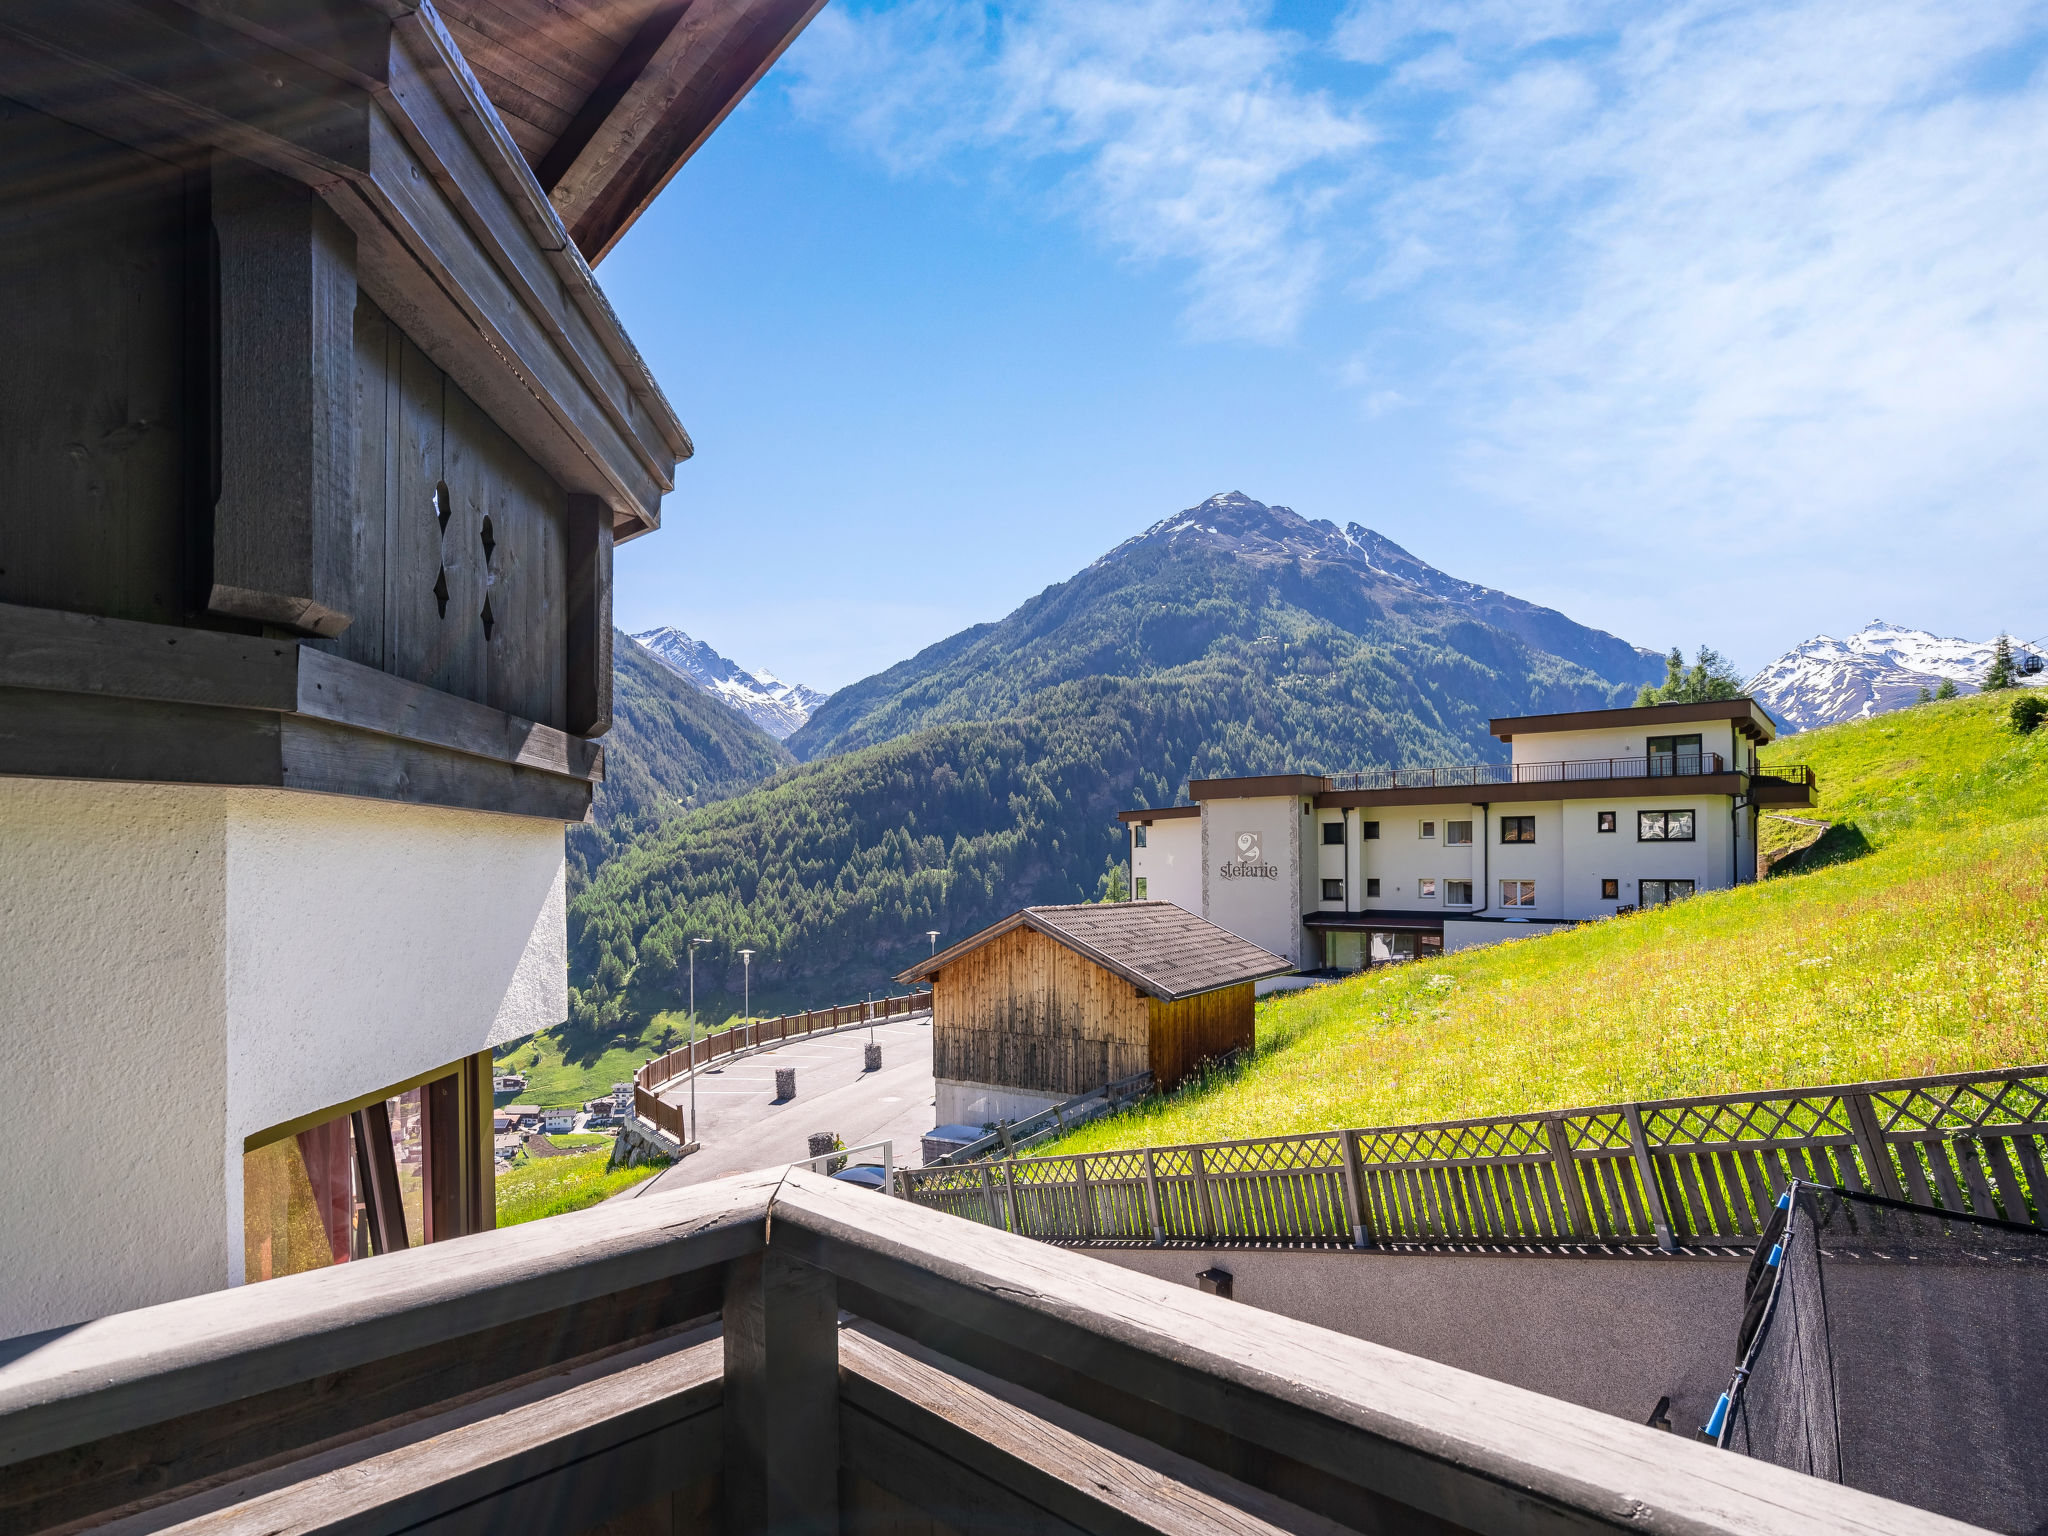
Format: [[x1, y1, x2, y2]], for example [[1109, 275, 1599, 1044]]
[[0, 1170, 1959, 1536]]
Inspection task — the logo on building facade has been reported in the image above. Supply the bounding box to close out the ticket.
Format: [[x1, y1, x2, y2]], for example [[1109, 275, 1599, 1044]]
[[1219, 829, 1278, 881]]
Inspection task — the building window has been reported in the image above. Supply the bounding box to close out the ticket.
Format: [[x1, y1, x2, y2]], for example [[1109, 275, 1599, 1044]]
[[1366, 878, 1381, 897], [1638, 809, 1696, 841], [1500, 879, 1536, 907], [1418, 878, 1437, 900], [1445, 880, 1473, 906], [1134, 877, 1148, 899], [1445, 820, 1472, 845], [1363, 821, 1380, 840], [1322, 878, 1344, 901], [1419, 820, 1436, 839], [1647, 734, 1703, 776], [1641, 878, 1696, 906], [1597, 811, 1616, 833], [1133, 824, 1148, 848], [1501, 816, 1536, 843], [1322, 821, 1345, 845], [1601, 878, 1619, 899]]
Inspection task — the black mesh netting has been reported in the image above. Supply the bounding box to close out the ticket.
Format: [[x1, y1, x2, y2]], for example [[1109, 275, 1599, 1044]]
[[1716, 1183, 2048, 1534]]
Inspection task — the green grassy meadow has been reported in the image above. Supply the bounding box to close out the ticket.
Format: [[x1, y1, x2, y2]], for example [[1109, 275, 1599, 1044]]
[[495, 1146, 663, 1225], [494, 1013, 740, 1109], [1055, 691, 2048, 1153]]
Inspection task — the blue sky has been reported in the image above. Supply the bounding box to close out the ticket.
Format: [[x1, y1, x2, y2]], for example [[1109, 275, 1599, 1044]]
[[601, 0, 2048, 694]]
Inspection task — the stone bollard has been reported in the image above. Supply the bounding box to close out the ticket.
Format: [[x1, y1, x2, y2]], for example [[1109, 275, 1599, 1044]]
[[807, 1130, 844, 1174], [775, 1067, 796, 1100], [864, 1043, 882, 1072]]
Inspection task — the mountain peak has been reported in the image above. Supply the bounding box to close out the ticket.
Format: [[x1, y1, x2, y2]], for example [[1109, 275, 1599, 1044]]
[[1744, 620, 2040, 732], [629, 627, 829, 740]]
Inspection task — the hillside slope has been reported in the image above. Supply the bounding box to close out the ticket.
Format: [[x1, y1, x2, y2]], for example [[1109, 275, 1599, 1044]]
[[1054, 691, 2048, 1151], [567, 631, 794, 886], [788, 492, 1661, 764]]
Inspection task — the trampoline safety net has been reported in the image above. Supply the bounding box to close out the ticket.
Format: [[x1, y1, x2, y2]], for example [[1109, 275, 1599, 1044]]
[[1713, 1182, 2048, 1534]]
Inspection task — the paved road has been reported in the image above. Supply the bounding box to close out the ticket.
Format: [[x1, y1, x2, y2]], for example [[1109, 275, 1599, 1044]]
[[636, 1015, 936, 1195]]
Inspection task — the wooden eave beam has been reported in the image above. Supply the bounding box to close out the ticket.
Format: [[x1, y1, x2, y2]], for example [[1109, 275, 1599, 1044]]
[[542, 0, 831, 264], [0, 602, 605, 819]]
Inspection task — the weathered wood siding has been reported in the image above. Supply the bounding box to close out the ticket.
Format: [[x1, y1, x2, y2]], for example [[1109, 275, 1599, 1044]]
[[931, 927, 1149, 1098], [1147, 981, 1254, 1091], [338, 294, 569, 728], [0, 101, 204, 628]]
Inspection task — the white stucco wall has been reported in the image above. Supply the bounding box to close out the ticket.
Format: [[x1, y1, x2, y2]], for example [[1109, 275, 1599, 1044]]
[[1200, 796, 1307, 968], [0, 779, 232, 1339], [220, 789, 566, 1282], [1130, 816, 1201, 913], [1, 778, 569, 1337], [1355, 803, 1482, 912], [1507, 718, 1744, 773]]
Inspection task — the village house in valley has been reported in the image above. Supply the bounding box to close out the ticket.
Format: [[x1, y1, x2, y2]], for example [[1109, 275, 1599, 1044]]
[[0, 0, 822, 1336], [899, 902, 1291, 1125], [1125, 699, 1816, 972]]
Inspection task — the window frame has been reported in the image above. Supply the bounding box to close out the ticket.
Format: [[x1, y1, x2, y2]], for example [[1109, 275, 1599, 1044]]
[[1637, 809, 1697, 842], [1321, 820, 1345, 846], [1418, 820, 1436, 840], [1596, 811, 1616, 833], [1321, 878, 1345, 901], [1600, 878, 1619, 900], [1444, 879, 1474, 907], [1640, 878, 1696, 907], [1133, 876, 1148, 899], [1365, 877, 1381, 897], [1417, 878, 1438, 901], [1363, 821, 1381, 840], [1132, 824, 1148, 849], [1499, 879, 1536, 908], [1444, 820, 1472, 846], [1500, 815, 1536, 844]]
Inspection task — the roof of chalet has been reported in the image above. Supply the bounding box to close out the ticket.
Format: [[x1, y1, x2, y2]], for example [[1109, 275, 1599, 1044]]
[[1490, 697, 1778, 744], [896, 902, 1293, 1002], [441, 0, 830, 263]]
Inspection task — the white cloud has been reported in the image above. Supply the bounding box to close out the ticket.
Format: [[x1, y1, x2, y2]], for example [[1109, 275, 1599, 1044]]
[[787, 0, 1372, 341]]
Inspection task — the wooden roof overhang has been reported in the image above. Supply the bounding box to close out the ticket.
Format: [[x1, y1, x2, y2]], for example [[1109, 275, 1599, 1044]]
[[0, 0, 715, 542], [897, 903, 1292, 1002], [1115, 804, 1202, 824], [1314, 771, 1747, 810], [1490, 697, 1778, 745], [1188, 773, 1331, 801]]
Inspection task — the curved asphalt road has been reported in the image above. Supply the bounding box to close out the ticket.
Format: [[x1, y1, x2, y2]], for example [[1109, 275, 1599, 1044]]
[[635, 1014, 936, 1195]]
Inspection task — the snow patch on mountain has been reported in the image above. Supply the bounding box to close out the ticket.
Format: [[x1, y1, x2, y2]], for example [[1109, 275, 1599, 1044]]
[[1745, 621, 2041, 733], [630, 627, 829, 740]]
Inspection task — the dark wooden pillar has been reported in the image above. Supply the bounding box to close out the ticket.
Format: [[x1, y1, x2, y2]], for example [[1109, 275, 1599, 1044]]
[[722, 1250, 839, 1535], [208, 157, 357, 637], [566, 493, 613, 735], [424, 1051, 495, 1241]]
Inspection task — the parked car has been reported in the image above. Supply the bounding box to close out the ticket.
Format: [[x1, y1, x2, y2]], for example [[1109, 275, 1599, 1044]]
[[829, 1165, 891, 1192]]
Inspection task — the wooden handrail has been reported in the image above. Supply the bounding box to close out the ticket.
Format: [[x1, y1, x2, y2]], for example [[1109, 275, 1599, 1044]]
[[631, 989, 933, 1116], [2, 1168, 1962, 1535], [901, 1063, 2048, 1248]]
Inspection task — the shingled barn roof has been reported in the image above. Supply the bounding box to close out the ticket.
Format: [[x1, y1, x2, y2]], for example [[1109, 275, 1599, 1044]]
[[897, 903, 1292, 1002]]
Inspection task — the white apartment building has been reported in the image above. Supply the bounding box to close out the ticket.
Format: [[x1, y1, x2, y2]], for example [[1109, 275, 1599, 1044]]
[[1122, 700, 1815, 972]]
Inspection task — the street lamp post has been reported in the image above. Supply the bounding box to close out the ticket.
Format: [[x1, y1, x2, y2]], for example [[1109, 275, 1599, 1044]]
[[688, 938, 711, 1145], [739, 948, 755, 1048]]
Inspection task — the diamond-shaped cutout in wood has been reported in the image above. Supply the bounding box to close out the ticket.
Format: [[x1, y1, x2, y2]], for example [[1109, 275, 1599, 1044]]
[[480, 515, 495, 565], [480, 594, 495, 641], [435, 481, 452, 533], [433, 566, 449, 618]]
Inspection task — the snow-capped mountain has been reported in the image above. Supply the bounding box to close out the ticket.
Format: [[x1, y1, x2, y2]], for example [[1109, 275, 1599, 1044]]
[[1091, 491, 1662, 685], [1745, 621, 2037, 732], [629, 627, 828, 740]]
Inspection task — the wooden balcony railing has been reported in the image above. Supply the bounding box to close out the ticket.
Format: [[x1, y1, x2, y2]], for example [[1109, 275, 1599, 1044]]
[[900, 1064, 2048, 1251], [632, 988, 932, 1144], [0, 1169, 1952, 1536]]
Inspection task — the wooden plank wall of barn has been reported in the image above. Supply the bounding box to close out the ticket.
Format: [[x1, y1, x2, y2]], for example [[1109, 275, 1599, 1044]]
[[1147, 982, 1253, 1091], [932, 927, 1150, 1097]]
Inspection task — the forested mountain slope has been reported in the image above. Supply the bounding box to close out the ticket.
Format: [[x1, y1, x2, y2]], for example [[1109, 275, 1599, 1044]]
[[788, 492, 1662, 763], [567, 631, 793, 886]]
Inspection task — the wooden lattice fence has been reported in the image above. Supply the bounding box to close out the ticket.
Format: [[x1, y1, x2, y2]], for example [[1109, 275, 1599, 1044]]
[[899, 1064, 2048, 1250]]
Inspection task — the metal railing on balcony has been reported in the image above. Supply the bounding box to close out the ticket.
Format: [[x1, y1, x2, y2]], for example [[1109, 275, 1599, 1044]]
[[1326, 752, 1727, 792]]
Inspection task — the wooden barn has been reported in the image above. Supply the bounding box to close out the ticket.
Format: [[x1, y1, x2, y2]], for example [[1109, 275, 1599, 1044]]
[[900, 902, 1291, 1127]]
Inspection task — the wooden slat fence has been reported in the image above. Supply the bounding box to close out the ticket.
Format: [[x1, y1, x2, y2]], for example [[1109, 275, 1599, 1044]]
[[632, 990, 932, 1142], [901, 1063, 2048, 1249]]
